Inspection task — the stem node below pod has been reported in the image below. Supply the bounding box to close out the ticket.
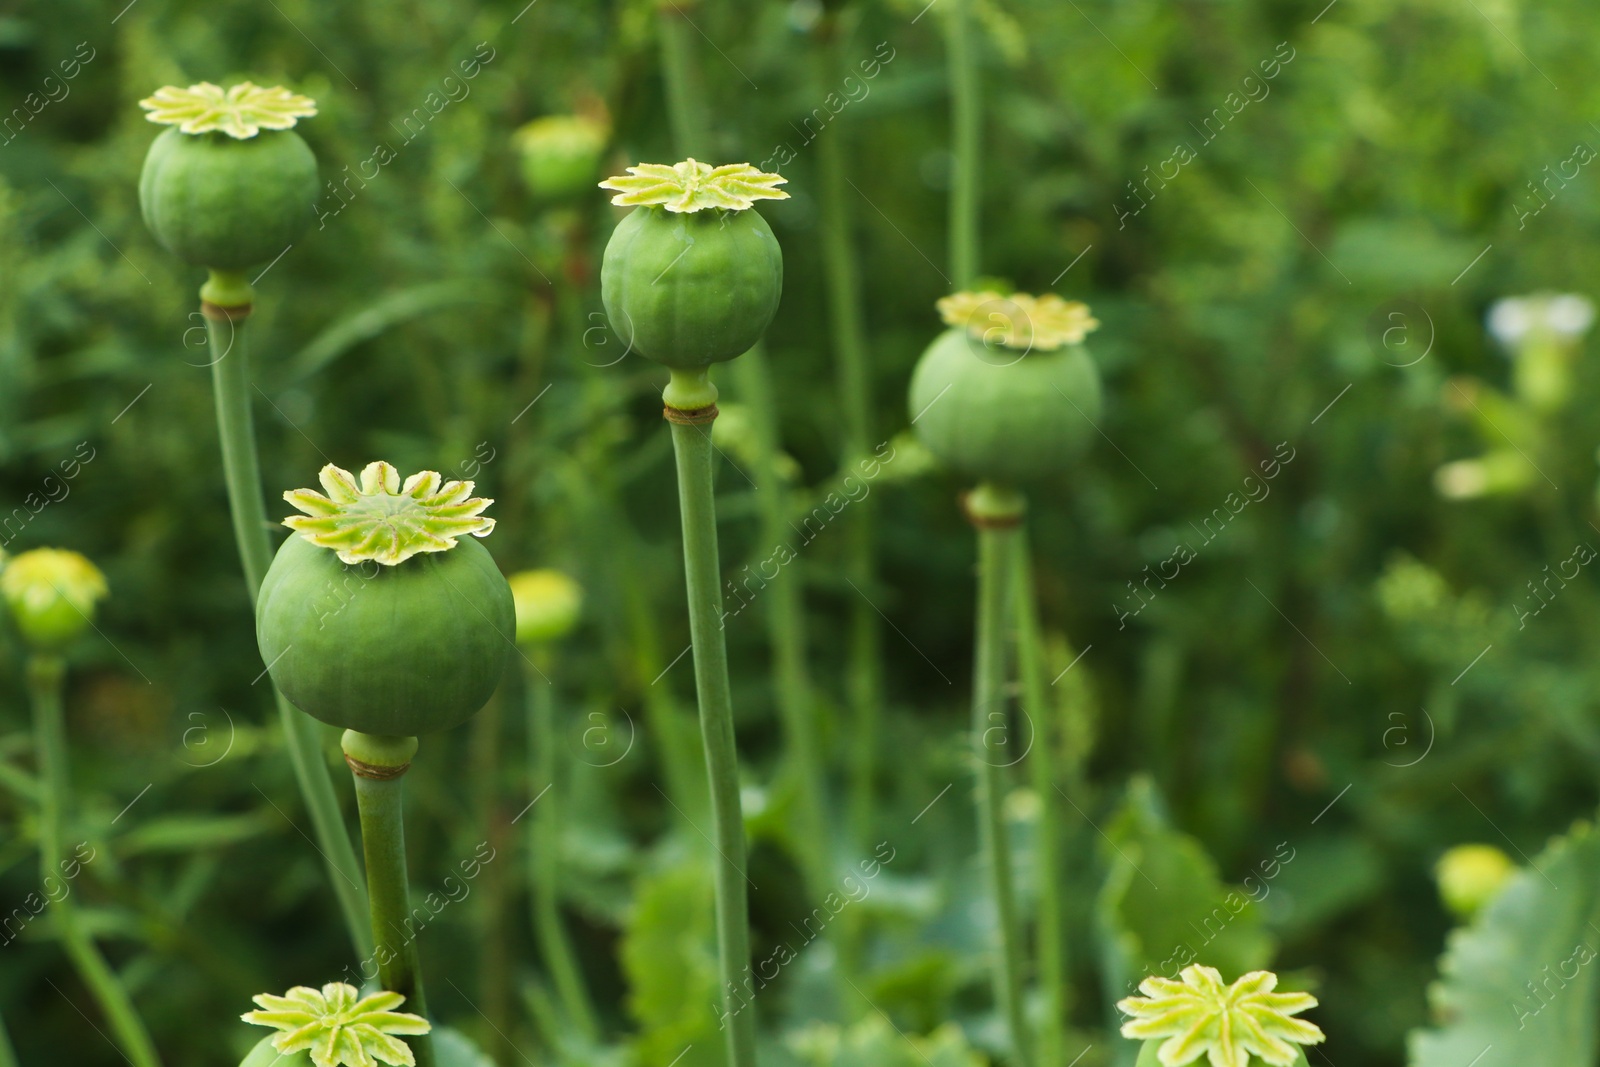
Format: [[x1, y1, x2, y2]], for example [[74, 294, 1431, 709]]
[[256, 461, 514, 736]]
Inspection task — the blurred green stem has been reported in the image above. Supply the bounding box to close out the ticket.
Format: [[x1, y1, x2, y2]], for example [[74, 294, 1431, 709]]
[[660, 1, 833, 1020], [969, 485, 1031, 1067], [658, 4, 712, 156], [344, 732, 434, 1067], [0, 1011, 15, 1067], [813, 25, 884, 849], [524, 652, 602, 1042], [28, 656, 163, 1067], [203, 276, 373, 962], [469, 691, 512, 1061], [580, 426, 707, 818], [665, 378, 759, 1067], [1013, 529, 1066, 1067], [730, 349, 832, 901], [945, 0, 981, 287]]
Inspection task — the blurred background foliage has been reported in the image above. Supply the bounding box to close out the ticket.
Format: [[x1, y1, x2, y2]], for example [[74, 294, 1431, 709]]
[[0, 0, 1597, 1063]]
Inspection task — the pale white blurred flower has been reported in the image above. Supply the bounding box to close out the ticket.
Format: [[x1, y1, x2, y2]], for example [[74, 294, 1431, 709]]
[[1488, 293, 1595, 349]]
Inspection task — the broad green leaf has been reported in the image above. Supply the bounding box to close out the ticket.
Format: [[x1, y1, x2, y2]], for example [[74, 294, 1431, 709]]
[[1096, 775, 1275, 1061], [1409, 818, 1600, 1067], [278, 281, 495, 385], [621, 854, 725, 1067]]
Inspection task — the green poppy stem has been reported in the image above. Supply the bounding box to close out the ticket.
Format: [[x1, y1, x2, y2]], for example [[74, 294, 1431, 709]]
[[664, 371, 758, 1067], [27, 656, 163, 1067], [1012, 528, 1066, 1067], [658, 4, 712, 157], [342, 731, 435, 1067], [945, 0, 982, 287], [968, 484, 1031, 1067], [729, 349, 832, 901], [0, 1010, 16, 1067], [203, 274, 373, 962], [812, 27, 884, 852], [524, 653, 602, 1042]]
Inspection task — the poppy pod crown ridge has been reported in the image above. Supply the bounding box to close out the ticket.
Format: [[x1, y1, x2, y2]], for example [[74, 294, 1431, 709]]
[[282, 461, 497, 567]]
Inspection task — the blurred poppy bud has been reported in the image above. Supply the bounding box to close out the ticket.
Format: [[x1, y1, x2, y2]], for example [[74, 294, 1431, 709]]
[[508, 570, 583, 645], [1435, 843, 1515, 920], [514, 114, 609, 203], [1488, 292, 1595, 413], [1, 547, 108, 653], [908, 291, 1102, 484]]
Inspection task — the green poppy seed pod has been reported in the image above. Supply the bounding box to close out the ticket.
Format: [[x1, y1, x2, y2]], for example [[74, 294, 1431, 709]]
[[137, 82, 319, 270], [908, 291, 1104, 484], [255, 462, 514, 736], [508, 569, 582, 645], [1435, 843, 1516, 920], [0, 547, 108, 653], [514, 114, 609, 202], [598, 160, 788, 370]]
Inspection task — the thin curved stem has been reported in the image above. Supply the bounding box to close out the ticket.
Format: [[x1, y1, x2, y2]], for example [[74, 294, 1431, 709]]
[[0, 1010, 16, 1067], [525, 653, 602, 1042], [28, 656, 162, 1067], [730, 350, 831, 901], [945, 0, 982, 287], [667, 404, 758, 1067], [1013, 529, 1066, 1067], [347, 738, 434, 1067], [813, 29, 884, 850], [205, 287, 373, 961], [973, 518, 1031, 1067], [658, 5, 712, 157]]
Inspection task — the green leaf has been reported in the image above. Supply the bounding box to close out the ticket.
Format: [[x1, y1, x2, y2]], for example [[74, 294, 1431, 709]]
[[115, 813, 272, 856], [1409, 818, 1600, 1067], [786, 1016, 986, 1067], [1096, 775, 1275, 1055], [621, 854, 725, 1067], [277, 281, 495, 386]]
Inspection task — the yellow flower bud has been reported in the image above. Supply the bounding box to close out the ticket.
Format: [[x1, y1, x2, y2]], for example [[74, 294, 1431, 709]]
[[1436, 843, 1515, 919], [509, 570, 583, 645], [0, 548, 108, 652]]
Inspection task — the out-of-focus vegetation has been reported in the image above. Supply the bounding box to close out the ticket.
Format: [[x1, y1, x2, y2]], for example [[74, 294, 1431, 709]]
[[1, 0, 1598, 1064]]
